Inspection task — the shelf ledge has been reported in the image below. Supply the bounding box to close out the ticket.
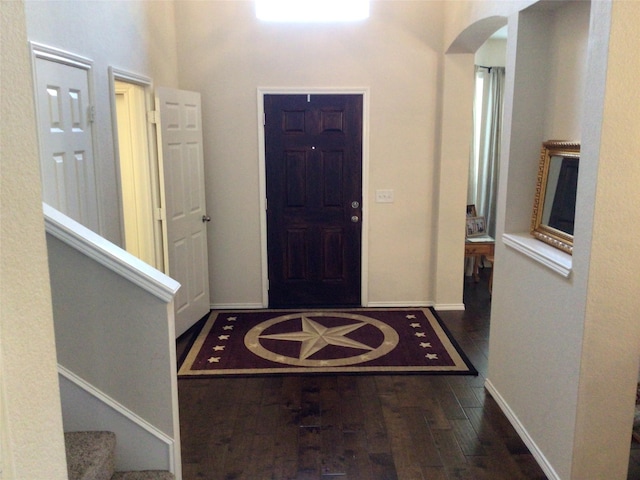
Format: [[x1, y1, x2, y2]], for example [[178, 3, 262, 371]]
[[502, 232, 572, 278]]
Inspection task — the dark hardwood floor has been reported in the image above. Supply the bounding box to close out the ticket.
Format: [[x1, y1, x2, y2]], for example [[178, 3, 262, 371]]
[[175, 269, 550, 479], [630, 429, 640, 479]]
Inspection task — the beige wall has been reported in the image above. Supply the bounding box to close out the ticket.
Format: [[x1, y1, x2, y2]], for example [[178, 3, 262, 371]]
[[572, 0, 640, 475], [0, 1, 68, 477], [444, 0, 535, 53], [433, 53, 474, 309], [13, 2, 640, 477], [26, 0, 457, 309], [174, 0, 448, 307], [449, 0, 640, 478]]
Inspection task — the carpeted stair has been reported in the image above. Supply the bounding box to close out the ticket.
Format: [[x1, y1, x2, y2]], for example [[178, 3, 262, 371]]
[[65, 431, 174, 480]]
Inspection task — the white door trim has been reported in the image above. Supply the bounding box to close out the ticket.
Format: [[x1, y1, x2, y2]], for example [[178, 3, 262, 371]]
[[30, 41, 94, 70], [256, 87, 370, 308], [108, 67, 165, 271]]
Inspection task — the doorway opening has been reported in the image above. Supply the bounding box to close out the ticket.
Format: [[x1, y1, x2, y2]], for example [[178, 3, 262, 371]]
[[109, 70, 164, 271]]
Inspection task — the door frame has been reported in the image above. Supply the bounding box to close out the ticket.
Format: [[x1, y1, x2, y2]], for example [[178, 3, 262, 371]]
[[108, 68, 166, 272], [257, 87, 370, 308]]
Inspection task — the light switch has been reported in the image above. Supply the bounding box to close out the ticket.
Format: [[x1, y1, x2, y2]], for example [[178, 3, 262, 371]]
[[375, 189, 394, 203]]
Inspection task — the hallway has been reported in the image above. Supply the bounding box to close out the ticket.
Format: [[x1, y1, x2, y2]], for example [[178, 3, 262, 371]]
[[176, 270, 547, 479]]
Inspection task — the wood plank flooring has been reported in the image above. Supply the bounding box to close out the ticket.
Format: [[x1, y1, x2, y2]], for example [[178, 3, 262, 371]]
[[630, 431, 640, 479], [176, 269, 549, 479]]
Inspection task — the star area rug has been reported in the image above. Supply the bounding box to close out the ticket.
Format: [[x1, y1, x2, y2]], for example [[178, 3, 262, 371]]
[[178, 308, 477, 377]]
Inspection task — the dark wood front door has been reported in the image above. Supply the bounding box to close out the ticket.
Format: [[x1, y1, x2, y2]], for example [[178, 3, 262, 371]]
[[265, 94, 363, 308]]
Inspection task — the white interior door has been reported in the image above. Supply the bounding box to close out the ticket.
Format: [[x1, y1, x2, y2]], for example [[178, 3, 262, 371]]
[[33, 52, 99, 232], [156, 87, 210, 336]]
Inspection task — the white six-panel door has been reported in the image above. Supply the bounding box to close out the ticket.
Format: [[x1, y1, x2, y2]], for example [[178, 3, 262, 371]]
[[34, 51, 100, 233], [155, 87, 210, 336]]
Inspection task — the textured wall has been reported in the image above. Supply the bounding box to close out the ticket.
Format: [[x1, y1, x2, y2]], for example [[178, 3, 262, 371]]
[[571, 0, 640, 476], [0, 1, 68, 478]]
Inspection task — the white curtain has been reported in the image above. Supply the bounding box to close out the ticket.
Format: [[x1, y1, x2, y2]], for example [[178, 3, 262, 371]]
[[468, 66, 505, 239]]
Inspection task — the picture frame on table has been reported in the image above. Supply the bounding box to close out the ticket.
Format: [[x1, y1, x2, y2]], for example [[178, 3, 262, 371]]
[[466, 216, 486, 237], [466, 204, 477, 217]]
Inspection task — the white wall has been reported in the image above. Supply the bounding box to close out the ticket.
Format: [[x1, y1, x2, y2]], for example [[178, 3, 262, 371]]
[[25, 0, 180, 245], [475, 38, 507, 67], [0, 1, 68, 478], [45, 217, 181, 474], [173, 0, 447, 307], [47, 234, 177, 436], [490, 12, 582, 478], [490, 4, 596, 479], [543, 4, 589, 140]]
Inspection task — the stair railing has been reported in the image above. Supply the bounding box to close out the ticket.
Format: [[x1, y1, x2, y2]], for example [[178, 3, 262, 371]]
[[43, 203, 182, 478]]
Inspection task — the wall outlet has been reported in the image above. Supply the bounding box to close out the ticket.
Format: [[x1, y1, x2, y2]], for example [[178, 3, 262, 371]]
[[375, 189, 394, 203]]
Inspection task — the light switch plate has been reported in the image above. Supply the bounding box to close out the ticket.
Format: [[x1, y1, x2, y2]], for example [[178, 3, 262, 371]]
[[375, 189, 394, 203]]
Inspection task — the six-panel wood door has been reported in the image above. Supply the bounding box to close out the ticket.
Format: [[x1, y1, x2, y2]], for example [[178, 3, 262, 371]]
[[265, 94, 363, 308], [156, 87, 211, 336]]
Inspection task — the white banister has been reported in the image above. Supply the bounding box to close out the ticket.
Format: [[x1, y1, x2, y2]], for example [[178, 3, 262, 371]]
[[43, 203, 179, 302], [44, 203, 182, 477]]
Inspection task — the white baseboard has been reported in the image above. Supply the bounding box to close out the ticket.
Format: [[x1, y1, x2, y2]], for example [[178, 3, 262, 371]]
[[210, 302, 444, 310], [433, 303, 465, 311], [366, 301, 433, 308], [210, 302, 265, 310], [484, 378, 560, 480]]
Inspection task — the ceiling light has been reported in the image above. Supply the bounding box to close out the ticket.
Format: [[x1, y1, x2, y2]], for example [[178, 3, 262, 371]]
[[256, 0, 370, 23]]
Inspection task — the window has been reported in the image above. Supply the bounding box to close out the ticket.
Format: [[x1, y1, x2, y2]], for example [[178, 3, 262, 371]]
[[255, 0, 369, 22]]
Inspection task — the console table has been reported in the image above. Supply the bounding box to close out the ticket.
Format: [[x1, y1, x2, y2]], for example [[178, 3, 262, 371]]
[[465, 235, 495, 284]]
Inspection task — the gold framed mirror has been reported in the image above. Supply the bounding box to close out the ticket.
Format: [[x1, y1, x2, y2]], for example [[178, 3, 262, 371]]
[[530, 140, 580, 254]]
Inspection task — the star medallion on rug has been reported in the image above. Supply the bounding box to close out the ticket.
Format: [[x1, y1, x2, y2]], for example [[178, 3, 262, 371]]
[[178, 308, 477, 377]]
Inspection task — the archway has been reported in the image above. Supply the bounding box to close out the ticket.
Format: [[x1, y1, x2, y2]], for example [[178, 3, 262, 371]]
[[433, 16, 507, 309]]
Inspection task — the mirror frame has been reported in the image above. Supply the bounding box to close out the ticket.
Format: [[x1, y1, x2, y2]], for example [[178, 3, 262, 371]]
[[530, 140, 580, 255]]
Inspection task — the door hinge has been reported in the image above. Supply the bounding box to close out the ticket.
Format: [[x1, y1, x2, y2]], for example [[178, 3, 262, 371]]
[[265, 198, 268, 210], [87, 105, 96, 123], [263, 112, 266, 126], [148, 110, 160, 124], [155, 207, 165, 221]]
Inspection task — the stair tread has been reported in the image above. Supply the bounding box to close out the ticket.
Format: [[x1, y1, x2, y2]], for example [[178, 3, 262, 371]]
[[65, 431, 116, 480], [111, 472, 174, 480]]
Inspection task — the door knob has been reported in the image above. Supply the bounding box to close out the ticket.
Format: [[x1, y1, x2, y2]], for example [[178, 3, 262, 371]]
[[202, 215, 211, 223], [351, 215, 359, 223]]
